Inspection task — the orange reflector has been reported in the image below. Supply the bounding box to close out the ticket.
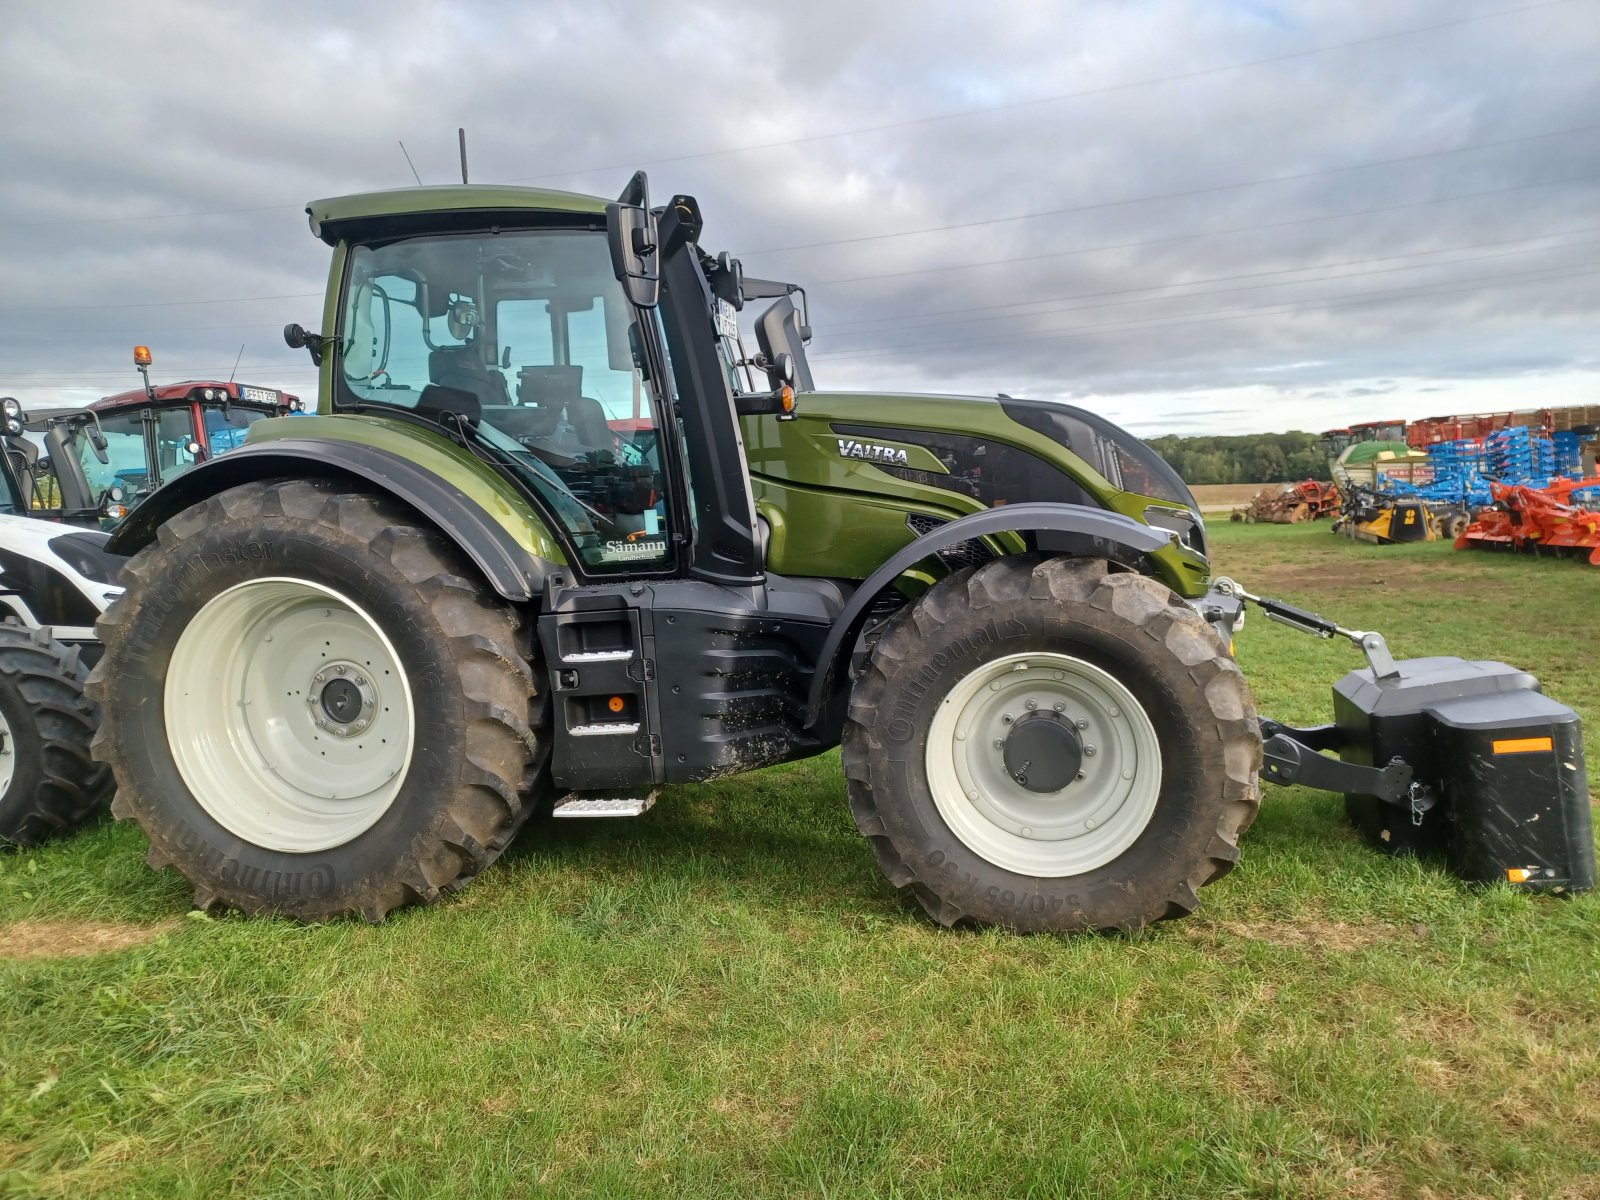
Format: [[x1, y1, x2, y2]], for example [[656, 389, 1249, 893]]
[[607, 696, 625, 713], [780, 384, 795, 413], [1492, 736, 1553, 755], [133, 345, 152, 366], [1507, 868, 1531, 883]]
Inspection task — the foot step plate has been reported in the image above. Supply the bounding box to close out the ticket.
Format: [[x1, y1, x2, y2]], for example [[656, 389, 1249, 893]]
[[552, 791, 658, 818]]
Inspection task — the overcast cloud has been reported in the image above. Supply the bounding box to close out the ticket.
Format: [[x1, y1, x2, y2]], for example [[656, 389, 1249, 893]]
[[1, 0, 1596, 434]]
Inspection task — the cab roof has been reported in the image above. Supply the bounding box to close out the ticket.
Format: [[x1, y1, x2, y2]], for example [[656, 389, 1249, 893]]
[[307, 185, 609, 245]]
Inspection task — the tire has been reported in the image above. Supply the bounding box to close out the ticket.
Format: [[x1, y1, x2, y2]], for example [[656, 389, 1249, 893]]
[[86, 480, 548, 921], [0, 624, 111, 848], [842, 556, 1261, 933]]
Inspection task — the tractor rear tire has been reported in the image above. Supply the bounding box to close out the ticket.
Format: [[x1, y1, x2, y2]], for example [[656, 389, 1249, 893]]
[[87, 480, 548, 921], [842, 556, 1261, 933], [0, 624, 111, 848]]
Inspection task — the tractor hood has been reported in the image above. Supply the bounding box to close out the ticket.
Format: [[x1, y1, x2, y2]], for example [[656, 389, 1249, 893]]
[[744, 389, 1202, 523], [739, 389, 1210, 595]]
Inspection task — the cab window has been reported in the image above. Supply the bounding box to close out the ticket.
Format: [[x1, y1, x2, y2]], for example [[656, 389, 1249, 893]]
[[338, 230, 674, 575], [81, 412, 151, 497]]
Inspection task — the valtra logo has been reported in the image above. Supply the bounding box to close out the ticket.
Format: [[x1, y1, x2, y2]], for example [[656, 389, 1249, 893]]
[[836, 438, 910, 466]]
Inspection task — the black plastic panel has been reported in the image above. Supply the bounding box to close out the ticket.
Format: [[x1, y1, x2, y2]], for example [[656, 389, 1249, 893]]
[[1000, 398, 1197, 507]]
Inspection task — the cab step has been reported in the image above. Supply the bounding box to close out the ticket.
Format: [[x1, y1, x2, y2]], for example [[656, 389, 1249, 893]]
[[552, 790, 659, 818]]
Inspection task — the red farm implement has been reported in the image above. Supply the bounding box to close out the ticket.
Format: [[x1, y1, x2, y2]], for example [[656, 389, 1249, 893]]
[[1231, 479, 1342, 524], [1456, 478, 1600, 566]]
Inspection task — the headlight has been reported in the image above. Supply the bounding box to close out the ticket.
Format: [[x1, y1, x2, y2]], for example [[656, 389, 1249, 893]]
[[1144, 505, 1206, 554], [49, 532, 123, 585], [1, 397, 20, 419]]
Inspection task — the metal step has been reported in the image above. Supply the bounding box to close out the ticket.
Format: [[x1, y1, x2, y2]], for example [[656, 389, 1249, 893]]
[[552, 791, 659, 819], [561, 649, 633, 663]]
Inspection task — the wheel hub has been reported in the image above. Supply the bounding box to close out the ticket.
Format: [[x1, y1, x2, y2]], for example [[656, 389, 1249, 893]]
[[310, 663, 376, 736], [1001, 711, 1082, 793]]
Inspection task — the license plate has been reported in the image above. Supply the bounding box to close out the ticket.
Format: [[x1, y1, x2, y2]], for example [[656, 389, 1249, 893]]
[[240, 386, 279, 404], [714, 299, 739, 340]]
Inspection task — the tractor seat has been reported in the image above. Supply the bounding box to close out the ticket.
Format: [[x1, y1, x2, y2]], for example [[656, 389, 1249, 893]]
[[428, 345, 510, 409], [517, 366, 612, 454]]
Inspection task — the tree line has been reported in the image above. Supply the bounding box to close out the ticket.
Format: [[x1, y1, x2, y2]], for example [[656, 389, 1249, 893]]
[[1143, 431, 1328, 485]]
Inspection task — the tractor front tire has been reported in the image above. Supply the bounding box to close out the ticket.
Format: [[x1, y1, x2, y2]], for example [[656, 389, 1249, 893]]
[[0, 625, 111, 848], [87, 480, 547, 921], [842, 556, 1261, 933]]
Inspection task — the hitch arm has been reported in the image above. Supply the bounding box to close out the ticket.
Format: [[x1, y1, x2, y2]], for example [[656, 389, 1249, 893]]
[[1215, 578, 1400, 678], [1260, 733, 1436, 822]]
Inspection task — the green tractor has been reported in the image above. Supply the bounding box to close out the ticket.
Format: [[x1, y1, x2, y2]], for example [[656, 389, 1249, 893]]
[[88, 174, 1259, 930]]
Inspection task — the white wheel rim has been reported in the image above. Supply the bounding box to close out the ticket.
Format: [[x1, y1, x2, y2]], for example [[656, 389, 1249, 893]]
[[0, 705, 14, 798], [925, 651, 1162, 877], [164, 577, 415, 853]]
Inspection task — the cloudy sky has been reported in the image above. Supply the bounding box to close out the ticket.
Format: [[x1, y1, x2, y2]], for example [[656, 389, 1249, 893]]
[[2, 0, 1596, 435]]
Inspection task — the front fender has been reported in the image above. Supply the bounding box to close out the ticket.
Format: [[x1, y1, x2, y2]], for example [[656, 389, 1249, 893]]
[[104, 437, 562, 603], [803, 502, 1176, 727]]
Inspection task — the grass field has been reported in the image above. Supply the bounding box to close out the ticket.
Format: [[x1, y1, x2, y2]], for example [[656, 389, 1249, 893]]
[[3, 524, 1597, 1198]]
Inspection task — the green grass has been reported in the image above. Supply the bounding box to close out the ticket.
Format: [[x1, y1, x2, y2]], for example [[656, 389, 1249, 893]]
[[3, 523, 1597, 1198]]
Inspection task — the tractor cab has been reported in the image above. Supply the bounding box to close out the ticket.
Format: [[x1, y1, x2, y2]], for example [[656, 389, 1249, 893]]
[[0, 399, 117, 526], [74, 347, 295, 518]]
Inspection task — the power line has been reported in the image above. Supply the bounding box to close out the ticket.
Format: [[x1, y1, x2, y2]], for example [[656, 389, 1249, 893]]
[[0, 291, 322, 316], [0, 0, 1573, 232], [818, 229, 1600, 338], [741, 123, 1600, 256], [813, 261, 1600, 362], [4, 359, 320, 379], [807, 173, 1600, 288], [14, 173, 1594, 325]]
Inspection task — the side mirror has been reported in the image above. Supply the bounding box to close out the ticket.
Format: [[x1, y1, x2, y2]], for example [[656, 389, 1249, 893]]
[[606, 171, 660, 308], [284, 323, 327, 366], [88, 426, 109, 465]]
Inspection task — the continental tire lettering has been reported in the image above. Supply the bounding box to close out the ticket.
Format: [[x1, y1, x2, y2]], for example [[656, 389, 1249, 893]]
[[883, 617, 1026, 744]]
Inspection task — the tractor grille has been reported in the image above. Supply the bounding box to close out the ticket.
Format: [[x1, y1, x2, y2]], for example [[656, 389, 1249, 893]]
[[906, 513, 994, 571]]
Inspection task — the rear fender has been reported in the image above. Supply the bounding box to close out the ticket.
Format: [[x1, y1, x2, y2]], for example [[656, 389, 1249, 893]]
[[103, 439, 558, 603], [803, 502, 1171, 727]]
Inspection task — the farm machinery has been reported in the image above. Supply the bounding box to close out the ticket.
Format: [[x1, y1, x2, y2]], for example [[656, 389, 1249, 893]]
[[1230, 479, 1340, 524], [1457, 477, 1600, 566], [71, 175, 1591, 929], [1332, 485, 1471, 545], [24, 346, 297, 527], [0, 398, 122, 846]]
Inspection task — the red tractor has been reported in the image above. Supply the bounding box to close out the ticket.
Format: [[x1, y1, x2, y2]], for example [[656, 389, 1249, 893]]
[[29, 346, 298, 523]]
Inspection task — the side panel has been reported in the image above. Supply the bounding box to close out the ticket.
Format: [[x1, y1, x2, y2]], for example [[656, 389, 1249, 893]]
[[752, 475, 977, 580], [539, 578, 838, 789]]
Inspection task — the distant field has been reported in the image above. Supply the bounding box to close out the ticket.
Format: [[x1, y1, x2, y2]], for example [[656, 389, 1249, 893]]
[[2, 523, 1596, 1198], [1191, 481, 1276, 512]]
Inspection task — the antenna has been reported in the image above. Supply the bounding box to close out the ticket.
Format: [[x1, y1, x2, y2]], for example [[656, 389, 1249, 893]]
[[228, 343, 245, 383], [398, 140, 424, 186], [458, 128, 469, 185]]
